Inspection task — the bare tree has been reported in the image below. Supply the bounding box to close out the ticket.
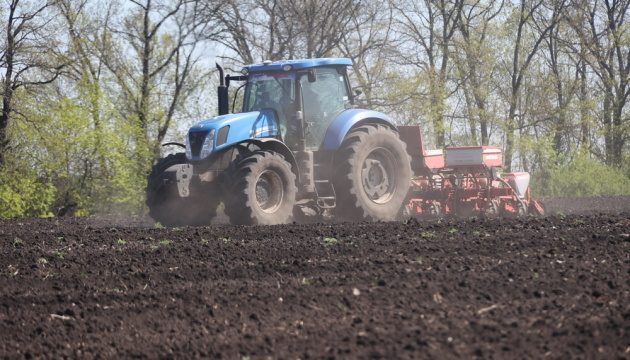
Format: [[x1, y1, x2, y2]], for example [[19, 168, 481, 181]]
[[210, 0, 360, 66], [0, 0, 66, 166], [541, 10, 585, 158], [391, 0, 465, 147], [57, 0, 117, 155], [454, 0, 504, 145], [498, 0, 565, 171], [100, 0, 214, 162], [337, 2, 403, 110], [565, 0, 630, 166]]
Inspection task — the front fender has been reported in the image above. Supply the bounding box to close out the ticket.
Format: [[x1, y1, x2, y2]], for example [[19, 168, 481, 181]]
[[238, 138, 300, 182], [321, 109, 397, 150]]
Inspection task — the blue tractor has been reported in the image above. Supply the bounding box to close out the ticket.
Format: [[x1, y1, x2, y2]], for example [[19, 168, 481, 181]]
[[146, 58, 412, 226]]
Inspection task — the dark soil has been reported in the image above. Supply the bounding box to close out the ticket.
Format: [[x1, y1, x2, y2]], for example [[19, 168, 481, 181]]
[[1, 196, 629, 359]]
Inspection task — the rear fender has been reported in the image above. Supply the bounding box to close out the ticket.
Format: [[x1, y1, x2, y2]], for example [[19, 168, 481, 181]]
[[322, 109, 397, 150]]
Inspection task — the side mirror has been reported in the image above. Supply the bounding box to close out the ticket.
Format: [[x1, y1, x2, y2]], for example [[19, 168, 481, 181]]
[[298, 69, 317, 82], [354, 89, 363, 97]]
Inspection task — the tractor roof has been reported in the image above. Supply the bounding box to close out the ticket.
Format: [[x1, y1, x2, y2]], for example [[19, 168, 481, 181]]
[[243, 58, 352, 73]]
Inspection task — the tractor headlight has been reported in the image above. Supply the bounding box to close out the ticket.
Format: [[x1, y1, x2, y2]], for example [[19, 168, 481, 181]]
[[200, 129, 215, 159]]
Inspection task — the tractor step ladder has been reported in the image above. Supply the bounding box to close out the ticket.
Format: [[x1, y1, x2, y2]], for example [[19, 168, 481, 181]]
[[314, 179, 336, 208]]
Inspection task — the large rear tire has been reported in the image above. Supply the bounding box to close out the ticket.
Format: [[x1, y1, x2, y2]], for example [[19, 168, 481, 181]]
[[145, 153, 219, 227], [222, 151, 297, 225], [332, 124, 412, 222]]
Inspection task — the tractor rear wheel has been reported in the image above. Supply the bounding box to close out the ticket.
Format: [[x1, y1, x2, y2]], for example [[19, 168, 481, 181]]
[[145, 153, 219, 227], [222, 151, 297, 225], [332, 124, 412, 222]]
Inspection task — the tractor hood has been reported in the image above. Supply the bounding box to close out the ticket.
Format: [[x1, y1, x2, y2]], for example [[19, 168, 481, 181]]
[[185, 110, 279, 161]]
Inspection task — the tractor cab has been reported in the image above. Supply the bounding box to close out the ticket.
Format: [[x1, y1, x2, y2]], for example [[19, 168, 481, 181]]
[[240, 59, 353, 150]]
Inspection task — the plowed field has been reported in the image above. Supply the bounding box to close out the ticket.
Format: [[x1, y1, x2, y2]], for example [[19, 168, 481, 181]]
[[1, 196, 629, 359]]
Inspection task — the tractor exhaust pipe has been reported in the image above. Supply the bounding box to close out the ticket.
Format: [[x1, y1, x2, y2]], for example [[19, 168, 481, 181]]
[[216, 62, 229, 116]]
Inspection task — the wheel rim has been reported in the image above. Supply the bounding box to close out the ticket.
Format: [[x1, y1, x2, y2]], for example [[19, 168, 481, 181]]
[[360, 148, 397, 204], [485, 199, 500, 217], [255, 170, 284, 213], [429, 201, 441, 216]]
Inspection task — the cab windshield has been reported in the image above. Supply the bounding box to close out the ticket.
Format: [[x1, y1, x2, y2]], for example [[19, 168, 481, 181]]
[[243, 72, 295, 113]]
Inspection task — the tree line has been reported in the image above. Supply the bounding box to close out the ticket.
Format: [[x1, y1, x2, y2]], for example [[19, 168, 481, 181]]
[[1, 0, 628, 218]]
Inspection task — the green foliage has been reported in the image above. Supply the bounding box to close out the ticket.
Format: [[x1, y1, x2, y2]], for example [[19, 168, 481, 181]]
[[2, 82, 148, 218], [532, 156, 630, 197], [323, 237, 338, 245], [12, 237, 23, 247], [623, 153, 630, 180], [0, 163, 55, 218]]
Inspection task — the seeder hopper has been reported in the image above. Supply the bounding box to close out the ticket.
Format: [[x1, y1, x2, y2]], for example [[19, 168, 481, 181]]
[[399, 126, 545, 218]]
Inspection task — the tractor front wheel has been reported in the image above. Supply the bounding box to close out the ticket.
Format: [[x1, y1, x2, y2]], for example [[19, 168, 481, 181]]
[[333, 124, 412, 222], [222, 151, 297, 225]]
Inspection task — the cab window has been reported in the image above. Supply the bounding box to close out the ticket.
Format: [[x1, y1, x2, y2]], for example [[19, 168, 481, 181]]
[[300, 67, 350, 149]]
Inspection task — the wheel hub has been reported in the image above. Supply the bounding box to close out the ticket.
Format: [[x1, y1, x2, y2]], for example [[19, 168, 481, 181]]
[[362, 159, 389, 198], [361, 150, 396, 203], [255, 170, 283, 213]]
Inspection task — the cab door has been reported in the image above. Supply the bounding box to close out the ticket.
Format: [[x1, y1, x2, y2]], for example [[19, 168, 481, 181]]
[[300, 67, 351, 150]]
